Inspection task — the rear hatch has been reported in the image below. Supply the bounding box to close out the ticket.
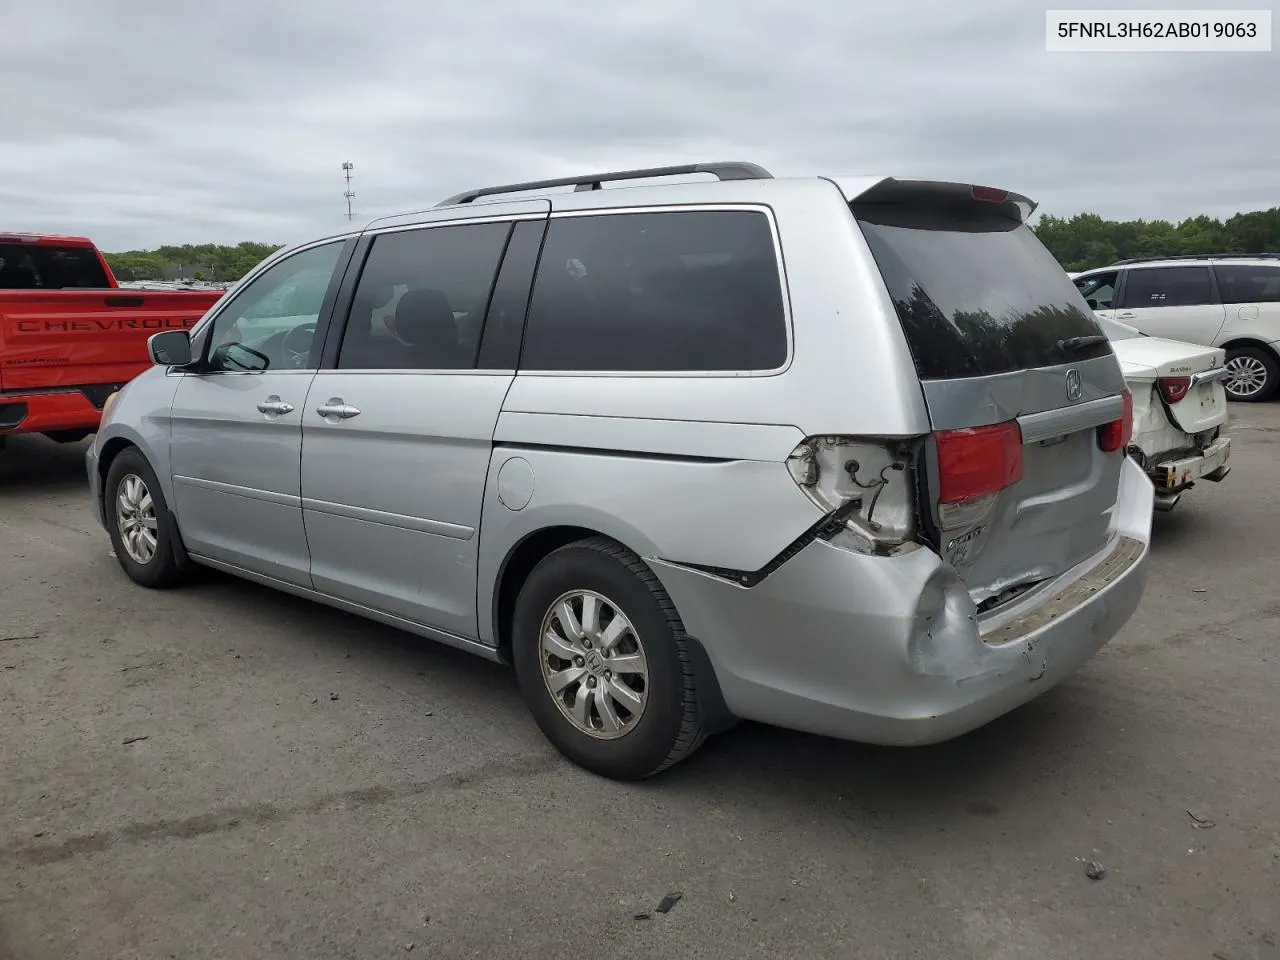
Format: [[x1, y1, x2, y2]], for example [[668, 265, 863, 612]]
[[1111, 335, 1227, 435], [847, 180, 1131, 607]]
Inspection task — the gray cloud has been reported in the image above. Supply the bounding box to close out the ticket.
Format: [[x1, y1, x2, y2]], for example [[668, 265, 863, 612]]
[[3, 0, 1275, 250]]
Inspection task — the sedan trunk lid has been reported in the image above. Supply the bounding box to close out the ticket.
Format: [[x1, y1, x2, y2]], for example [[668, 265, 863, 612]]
[[1113, 336, 1227, 435]]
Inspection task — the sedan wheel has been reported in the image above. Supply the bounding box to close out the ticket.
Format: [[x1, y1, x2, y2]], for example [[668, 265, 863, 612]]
[[1224, 346, 1279, 403]]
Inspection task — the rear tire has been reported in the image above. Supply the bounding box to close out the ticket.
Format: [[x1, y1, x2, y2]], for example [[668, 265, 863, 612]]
[[104, 448, 185, 589], [1224, 345, 1279, 403], [512, 536, 707, 780]]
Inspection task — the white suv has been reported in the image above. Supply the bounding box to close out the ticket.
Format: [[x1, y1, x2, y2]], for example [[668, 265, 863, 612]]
[[1073, 254, 1280, 402]]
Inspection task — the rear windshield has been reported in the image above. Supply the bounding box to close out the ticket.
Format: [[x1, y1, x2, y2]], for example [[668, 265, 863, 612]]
[[0, 243, 110, 289], [853, 202, 1112, 380]]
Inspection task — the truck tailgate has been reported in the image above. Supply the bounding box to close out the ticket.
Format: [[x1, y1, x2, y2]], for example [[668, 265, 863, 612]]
[[0, 289, 220, 392]]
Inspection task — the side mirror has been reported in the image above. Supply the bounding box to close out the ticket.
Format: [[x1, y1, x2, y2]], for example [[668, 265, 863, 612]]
[[148, 330, 192, 367]]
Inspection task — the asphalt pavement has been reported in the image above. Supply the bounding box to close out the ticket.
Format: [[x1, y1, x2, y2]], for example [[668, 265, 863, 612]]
[[2, 408, 1278, 960]]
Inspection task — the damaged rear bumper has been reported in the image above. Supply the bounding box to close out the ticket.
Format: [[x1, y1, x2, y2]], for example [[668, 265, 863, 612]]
[[1150, 435, 1232, 495], [650, 457, 1153, 747]]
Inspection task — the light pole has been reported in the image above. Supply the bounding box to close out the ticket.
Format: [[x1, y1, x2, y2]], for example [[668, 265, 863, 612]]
[[342, 162, 356, 221]]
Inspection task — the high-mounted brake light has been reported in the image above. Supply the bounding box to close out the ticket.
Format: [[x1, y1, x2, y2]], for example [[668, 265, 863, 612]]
[[936, 420, 1024, 504], [970, 185, 1009, 203], [1157, 376, 1191, 405], [1097, 390, 1133, 452]]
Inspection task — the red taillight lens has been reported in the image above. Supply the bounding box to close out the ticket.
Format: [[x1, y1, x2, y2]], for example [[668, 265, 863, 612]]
[[936, 420, 1024, 504], [1098, 390, 1133, 452], [1157, 376, 1191, 404]]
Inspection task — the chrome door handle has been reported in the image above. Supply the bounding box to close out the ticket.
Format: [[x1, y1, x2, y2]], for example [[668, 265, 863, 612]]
[[256, 395, 294, 415], [1117, 312, 1136, 319], [315, 398, 361, 420]]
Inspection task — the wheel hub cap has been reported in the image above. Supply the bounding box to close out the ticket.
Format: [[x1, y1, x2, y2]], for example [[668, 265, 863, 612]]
[[1226, 356, 1267, 397], [116, 473, 159, 565], [539, 590, 649, 740]]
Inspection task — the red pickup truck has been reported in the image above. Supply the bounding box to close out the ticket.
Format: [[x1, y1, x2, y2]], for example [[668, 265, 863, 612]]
[[0, 233, 224, 451]]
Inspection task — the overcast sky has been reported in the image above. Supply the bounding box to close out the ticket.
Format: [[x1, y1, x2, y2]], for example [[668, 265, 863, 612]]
[[3, 0, 1275, 251]]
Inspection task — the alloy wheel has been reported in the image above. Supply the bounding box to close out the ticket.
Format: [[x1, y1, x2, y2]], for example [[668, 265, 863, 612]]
[[116, 473, 159, 564], [539, 590, 649, 740]]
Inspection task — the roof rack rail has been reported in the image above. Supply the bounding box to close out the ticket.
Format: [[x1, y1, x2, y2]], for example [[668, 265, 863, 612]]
[[1111, 252, 1280, 266], [436, 161, 773, 207]]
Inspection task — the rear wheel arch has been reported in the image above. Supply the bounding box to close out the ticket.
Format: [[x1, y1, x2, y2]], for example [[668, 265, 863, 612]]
[[492, 525, 613, 663], [492, 525, 736, 740], [1220, 336, 1279, 357]]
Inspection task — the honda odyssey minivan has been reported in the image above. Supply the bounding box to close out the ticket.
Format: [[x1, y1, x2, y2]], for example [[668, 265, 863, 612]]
[[88, 162, 1152, 779]]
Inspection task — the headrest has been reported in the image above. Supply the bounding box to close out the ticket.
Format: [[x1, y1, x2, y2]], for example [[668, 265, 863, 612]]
[[391, 289, 457, 348]]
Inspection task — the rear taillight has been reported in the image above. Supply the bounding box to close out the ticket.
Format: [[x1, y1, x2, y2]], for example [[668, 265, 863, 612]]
[[936, 420, 1024, 504], [1097, 390, 1133, 452], [1157, 376, 1191, 404], [934, 420, 1023, 531]]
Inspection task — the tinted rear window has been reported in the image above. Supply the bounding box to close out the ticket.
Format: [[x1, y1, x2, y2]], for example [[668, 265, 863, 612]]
[[1214, 263, 1280, 304], [854, 203, 1111, 380], [0, 243, 110, 289], [521, 210, 787, 372]]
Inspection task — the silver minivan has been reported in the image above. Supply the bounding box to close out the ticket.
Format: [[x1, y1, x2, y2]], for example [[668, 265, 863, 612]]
[[88, 163, 1153, 779]]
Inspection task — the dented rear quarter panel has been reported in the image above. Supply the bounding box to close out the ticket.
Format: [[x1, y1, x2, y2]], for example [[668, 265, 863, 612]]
[[474, 416, 820, 647]]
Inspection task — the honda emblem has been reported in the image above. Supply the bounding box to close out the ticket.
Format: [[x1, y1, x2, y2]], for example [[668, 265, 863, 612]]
[[1065, 368, 1082, 402]]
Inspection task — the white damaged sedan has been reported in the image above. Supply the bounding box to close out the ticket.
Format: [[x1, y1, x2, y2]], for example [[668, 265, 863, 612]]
[[1099, 316, 1232, 511]]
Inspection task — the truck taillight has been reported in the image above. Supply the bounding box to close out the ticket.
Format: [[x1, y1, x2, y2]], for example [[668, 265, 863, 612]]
[[1157, 376, 1191, 404], [1097, 390, 1133, 453], [935, 421, 1023, 531]]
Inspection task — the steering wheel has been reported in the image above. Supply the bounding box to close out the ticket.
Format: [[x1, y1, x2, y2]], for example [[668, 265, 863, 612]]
[[281, 323, 316, 369]]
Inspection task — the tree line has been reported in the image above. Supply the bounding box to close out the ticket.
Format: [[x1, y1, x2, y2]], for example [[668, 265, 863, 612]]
[[102, 205, 1280, 282], [1032, 207, 1280, 272], [104, 242, 283, 283]]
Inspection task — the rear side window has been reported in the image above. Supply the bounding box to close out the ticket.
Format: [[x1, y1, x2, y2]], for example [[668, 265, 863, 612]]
[[854, 203, 1111, 380], [0, 243, 110, 289], [338, 222, 510, 370], [520, 210, 787, 372], [1215, 264, 1280, 304], [1120, 266, 1215, 309]]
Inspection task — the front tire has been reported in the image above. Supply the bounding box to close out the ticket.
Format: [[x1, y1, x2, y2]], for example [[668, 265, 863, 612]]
[[1224, 345, 1279, 403], [104, 448, 185, 589], [512, 537, 707, 780]]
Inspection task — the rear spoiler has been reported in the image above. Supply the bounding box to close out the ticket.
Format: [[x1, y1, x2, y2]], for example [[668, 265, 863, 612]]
[[822, 176, 1037, 224]]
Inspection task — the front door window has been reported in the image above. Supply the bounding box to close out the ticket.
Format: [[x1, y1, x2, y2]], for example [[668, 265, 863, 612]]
[[203, 242, 345, 372]]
